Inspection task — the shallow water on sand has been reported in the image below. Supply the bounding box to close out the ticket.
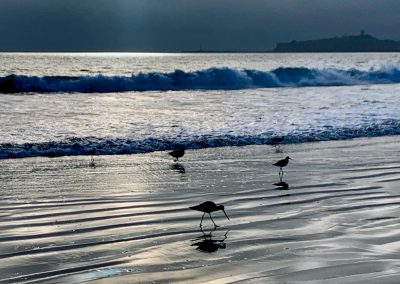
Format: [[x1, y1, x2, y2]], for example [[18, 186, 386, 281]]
[[1, 136, 400, 283]]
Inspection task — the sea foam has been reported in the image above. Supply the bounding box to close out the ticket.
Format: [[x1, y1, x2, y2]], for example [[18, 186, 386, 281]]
[[1, 119, 400, 159]]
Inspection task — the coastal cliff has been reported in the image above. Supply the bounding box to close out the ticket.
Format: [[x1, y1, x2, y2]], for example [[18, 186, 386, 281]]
[[274, 33, 400, 52]]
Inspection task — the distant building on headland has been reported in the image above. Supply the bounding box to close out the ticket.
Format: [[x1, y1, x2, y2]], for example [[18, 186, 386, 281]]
[[273, 31, 400, 52]]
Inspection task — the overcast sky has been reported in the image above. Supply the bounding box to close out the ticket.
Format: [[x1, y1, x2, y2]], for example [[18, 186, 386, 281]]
[[1, 0, 399, 51]]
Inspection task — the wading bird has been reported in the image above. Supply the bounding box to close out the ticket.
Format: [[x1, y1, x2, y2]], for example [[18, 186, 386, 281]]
[[270, 136, 284, 145], [273, 156, 291, 179], [190, 201, 230, 227], [89, 148, 96, 167], [270, 136, 285, 152], [169, 148, 185, 162]]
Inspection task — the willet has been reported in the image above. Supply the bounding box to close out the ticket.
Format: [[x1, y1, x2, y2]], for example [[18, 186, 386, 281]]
[[169, 148, 185, 162], [190, 201, 230, 227], [273, 156, 291, 179], [270, 136, 285, 153], [270, 136, 284, 145], [89, 148, 96, 167], [273, 156, 291, 169]]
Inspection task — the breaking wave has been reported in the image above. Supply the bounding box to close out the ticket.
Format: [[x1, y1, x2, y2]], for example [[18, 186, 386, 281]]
[[1, 119, 400, 159], [1, 66, 400, 93]]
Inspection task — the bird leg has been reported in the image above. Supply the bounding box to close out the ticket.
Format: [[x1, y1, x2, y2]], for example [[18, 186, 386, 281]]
[[209, 213, 219, 228], [279, 169, 285, 182], [89, 155, 95, 167], [200, 213, 205, 227]]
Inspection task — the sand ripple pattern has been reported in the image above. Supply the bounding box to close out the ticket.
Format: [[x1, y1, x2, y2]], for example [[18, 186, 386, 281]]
[[1, 137, 400, 283]]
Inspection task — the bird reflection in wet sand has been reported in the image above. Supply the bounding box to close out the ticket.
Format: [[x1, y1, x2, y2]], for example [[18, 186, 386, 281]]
[[170, 163, 185, 174], [274, 181, 289, 190], [191, 227, 229, 253], [190, 201, 230, 228]]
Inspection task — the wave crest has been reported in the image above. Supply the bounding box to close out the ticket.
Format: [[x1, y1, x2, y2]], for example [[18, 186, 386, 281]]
[[1, 66, 400, 93]]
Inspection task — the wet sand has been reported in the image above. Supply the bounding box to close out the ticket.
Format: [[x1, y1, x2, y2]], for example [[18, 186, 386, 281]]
[[1, 136, 400, 283]]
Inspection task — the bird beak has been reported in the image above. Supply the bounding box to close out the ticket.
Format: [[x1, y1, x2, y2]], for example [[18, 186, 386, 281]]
[[222, 209, 230, 220]]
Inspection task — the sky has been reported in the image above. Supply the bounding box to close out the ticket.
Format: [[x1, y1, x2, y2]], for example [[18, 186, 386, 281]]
[[0, 0, 399, 52]]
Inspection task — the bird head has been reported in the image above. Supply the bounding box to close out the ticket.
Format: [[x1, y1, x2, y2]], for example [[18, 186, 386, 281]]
[[218, 205, 230, 220], [286, 156, 291, 160]]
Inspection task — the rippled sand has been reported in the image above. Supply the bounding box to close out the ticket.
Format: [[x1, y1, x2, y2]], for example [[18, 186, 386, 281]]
[[1, 136, 400, 283]]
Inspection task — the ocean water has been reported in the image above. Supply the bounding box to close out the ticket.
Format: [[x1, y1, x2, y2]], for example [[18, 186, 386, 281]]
[[1, 52, 400, 159], [2, 53, 400, 283]]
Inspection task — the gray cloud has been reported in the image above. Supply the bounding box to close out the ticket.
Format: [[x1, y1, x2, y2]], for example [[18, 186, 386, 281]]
[[0, 0, 399, 51]]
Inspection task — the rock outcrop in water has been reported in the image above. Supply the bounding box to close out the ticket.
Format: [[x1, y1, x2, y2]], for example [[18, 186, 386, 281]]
[[273, 32, 400, 52]]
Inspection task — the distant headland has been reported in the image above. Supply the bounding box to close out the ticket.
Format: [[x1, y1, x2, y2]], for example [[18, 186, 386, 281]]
[[273, 31, 400, 52]]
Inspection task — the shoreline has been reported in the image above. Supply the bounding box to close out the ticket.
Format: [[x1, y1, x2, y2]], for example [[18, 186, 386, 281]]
[[1, 136, 400, 282], [2, 130, 400, 160]]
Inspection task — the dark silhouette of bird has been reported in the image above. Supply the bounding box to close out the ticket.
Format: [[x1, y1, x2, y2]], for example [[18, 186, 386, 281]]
[[169, 148, 185, 162], [89, 148, 96, 167], [273, 156, 291, 170], [273, 156, 291, 180], [270, 136, 284, 145], [190, 201, 230, 227], [270, 136, 285, 153]]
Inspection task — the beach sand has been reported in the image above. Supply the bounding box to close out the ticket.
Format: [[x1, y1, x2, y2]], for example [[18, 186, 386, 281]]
[[1, 136, 400, 283]]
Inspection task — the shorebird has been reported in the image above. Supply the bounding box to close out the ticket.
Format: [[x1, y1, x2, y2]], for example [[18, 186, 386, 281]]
[[190, 201, 230, 227], [169, 148, 185, 162], [89, 148, 96, 167], [270, 136, 284, 145], [270, 136, 285, 153], [273, 156, 291, 170], [273, 156, 291, 179]]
